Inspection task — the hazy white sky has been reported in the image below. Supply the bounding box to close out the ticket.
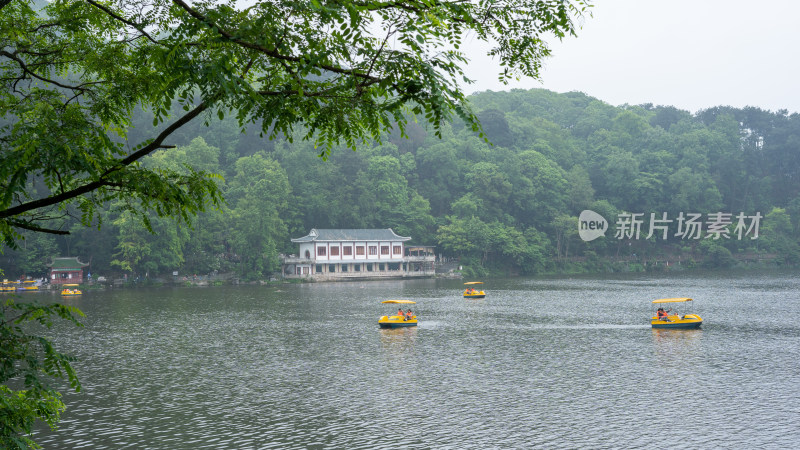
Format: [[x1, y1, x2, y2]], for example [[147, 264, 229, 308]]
[[463, 0, 800, 114]]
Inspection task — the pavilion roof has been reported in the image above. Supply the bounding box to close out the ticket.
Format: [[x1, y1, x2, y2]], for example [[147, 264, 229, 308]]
[[48, 257, 90, 271], [291, 228, 411, 243]]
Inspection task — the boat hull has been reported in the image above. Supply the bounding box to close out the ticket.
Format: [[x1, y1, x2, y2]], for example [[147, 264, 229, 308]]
[[378, 315, 417, 328], [463, 293, 485, 298], [651, 314, 702, 329]]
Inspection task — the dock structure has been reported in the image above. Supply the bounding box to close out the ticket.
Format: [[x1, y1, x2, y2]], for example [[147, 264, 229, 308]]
[[281, 228, 435, 281]]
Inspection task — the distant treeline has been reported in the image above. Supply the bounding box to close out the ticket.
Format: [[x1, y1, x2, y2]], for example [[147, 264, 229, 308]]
[[3, 89, 799, 279]]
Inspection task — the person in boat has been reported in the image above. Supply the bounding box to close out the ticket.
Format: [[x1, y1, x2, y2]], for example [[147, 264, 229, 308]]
[[405, 309, 413, 320], [397, 307, 404, 318], [657, 307, 671, 321]]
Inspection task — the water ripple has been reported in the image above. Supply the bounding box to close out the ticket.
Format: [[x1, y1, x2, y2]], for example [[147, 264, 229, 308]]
[[33, 272, 800, 448]]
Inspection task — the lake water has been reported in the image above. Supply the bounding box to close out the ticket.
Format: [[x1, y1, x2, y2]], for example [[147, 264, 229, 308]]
[[34, 270, 800, 449]]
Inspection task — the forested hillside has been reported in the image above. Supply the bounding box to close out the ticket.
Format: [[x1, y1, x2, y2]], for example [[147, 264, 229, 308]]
[[4, 89, 799, 279]]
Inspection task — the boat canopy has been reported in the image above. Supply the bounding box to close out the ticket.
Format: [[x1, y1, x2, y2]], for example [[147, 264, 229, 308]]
[[652, 297, 693, 303], [464, 281, 484, 285], [63, 283, 80, 286], [381, 300, 416, 304]]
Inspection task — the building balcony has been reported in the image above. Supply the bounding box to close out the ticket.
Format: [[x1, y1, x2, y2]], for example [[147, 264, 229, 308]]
[[281, 255, 434, 264]]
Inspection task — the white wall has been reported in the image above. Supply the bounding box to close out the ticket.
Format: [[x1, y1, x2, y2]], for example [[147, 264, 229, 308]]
[[309, 241, 405, 262]]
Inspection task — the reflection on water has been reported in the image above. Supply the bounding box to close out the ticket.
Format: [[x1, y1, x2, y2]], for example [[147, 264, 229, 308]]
[[35, 270, 800, 448], [651, 327, 703, 344], [651, 328, 704, 365], [379, 326, 418, 349]]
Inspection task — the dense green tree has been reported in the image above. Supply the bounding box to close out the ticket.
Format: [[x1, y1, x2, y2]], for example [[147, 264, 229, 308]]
[[450, 194, 484, 219], [666, 167, 723, 214], [181, 207, 233, 275], [111, 211, 189, 277], [147, 139, 233, 274], [551, 214, 577, 261], [649, 105, 690, 131], [518, 227, 551, 274], [786, 196, 800, 234], [511, 150, 569, 227], [352, 155, 435, 241], [465, 162, 513, 220], [761, 207, 800, 265], [415, 141, 463, 216], [698, 240, 736, 269], [611, 110, 649, 151], [1, 300, 83, 450], [7, 232, 57, 278], [227, 154, 291, 279], [436, 216, 480, 259], [477, 109, 514, 148], [564, 165, 595, 213], [511, 116, 584, 169]]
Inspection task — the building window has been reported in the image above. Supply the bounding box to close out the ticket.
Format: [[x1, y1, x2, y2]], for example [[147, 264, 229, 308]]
[[381, 245, 389, 255], [354, 264, 361, 272], [379, 263, 385, 271], [342, 264, 348, 272], [315, 265, 322, 273], [329, 264, 336, 273], [356, 246, 365, 256], [366, 263, 373, 272], [393, 245, 402, 255], [343, 246, 352, 256], [330, 246, 339, 256], [369, 246, 377, 255], [317, 246, 326, 256]]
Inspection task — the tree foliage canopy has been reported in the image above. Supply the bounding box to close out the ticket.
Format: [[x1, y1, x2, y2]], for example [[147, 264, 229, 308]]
[[0, 0, 590, 248], [1, 299, 84, 449]]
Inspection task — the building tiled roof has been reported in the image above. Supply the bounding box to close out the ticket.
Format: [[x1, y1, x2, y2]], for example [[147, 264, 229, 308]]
[[291, 228, 411, 243], [48, 257, 89, 271]]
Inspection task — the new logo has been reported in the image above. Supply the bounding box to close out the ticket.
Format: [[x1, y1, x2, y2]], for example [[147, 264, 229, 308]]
[[578, 210, 608, 242]]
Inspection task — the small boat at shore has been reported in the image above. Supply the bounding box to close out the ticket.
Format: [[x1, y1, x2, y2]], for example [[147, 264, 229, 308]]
[[20, 280, 39, 291], [378, 300, 417, 328], [651, 298, 702, 329], [61, 284, 83, 296], [463, 281, 486, 298]]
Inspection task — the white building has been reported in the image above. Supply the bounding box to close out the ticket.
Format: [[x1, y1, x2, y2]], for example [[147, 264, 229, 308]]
[[282, 228, 435, 280]]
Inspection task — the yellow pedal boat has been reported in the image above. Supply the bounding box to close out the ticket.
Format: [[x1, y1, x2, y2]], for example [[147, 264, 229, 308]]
[[463, 281, 486, 298], [61, 283, 83, 296], [21, 280, 39, 291], [0, 281, 15, 292], [378, 300, 417, 328], [651, 297, 702, 329]]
